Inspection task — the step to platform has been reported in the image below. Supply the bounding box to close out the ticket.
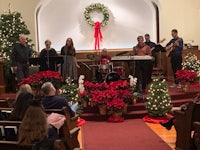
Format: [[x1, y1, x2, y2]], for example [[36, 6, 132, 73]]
[[81, 95, 195, 121]]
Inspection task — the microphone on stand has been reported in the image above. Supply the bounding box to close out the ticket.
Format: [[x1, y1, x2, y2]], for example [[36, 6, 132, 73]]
[[47, 50, 50, 69]]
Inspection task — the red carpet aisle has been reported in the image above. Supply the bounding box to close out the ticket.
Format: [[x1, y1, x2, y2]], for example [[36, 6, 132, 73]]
[[82, 119, 172, 150]]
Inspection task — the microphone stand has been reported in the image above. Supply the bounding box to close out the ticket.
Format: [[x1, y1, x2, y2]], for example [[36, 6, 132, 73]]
[[47, 50, 50, 70]]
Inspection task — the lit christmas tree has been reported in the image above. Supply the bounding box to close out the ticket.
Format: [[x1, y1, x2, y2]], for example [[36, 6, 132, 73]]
[[59, 77, 82, 114], [0, 9, 34, 87], [145, 77, 172, 117], [59, 77, 80, 105]]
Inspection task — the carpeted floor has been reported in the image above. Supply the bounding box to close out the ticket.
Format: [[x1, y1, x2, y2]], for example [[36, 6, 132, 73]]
[[82, 119, 172, 150]]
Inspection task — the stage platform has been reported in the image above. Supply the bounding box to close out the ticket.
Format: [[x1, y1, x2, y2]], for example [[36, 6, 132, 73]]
[[80, 82, 200, 121]]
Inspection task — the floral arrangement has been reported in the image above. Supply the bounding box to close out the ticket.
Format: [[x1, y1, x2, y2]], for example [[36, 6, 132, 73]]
[[84, 3, 109, 27], [176, 69, 197, 84], [107, 98, 125, 112], [79, 76, 137, 112], [18, 70, 64, 89], [182, 53, 200, 77]]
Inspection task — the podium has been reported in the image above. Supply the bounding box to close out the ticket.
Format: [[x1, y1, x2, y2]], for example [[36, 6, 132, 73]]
[[29, 56, 64, 71]]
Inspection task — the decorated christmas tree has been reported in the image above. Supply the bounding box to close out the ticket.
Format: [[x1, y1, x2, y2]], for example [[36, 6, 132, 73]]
[[0, 9, 34, 79], [145, 77, 172, 117], [59, 77, 82, 114], [59, 77, 80, 105]]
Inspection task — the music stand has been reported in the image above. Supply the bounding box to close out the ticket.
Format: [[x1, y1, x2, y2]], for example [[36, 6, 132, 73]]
[[151, 44, 166, 68], [29, 56, 64, 71], [151, 44, 166, 54], [29, 57, 41, 66]]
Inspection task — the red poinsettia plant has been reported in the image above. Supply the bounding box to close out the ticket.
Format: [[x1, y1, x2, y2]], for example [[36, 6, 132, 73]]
[[18, 70, 64, 89], [78, 90, 90, 102], [81, 80, 133, 108], [176, 69, 197, 84], [107, 98, 125, 112]]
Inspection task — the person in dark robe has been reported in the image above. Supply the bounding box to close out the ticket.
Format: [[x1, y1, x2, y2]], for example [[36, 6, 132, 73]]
[[39, 40, 58, 71]]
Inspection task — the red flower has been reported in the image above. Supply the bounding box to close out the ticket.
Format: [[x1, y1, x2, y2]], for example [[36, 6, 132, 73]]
[[82, 79, 133, 107], [18, 71, 64, 89], [176, 69, 197, 84], [107, 98, 125, 111]]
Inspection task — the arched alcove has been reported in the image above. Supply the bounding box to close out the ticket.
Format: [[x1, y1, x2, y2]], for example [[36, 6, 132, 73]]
[[35, 0, 160, 51]]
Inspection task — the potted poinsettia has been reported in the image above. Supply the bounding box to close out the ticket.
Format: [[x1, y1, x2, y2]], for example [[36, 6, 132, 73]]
[[176, 69, 197, 92], [107, 97, 125, 122], [107, 98, 125, 113], [18, 70, 64, 97]]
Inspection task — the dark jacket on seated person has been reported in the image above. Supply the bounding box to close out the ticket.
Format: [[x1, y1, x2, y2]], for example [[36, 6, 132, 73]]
[[41, 95, 75, 117]]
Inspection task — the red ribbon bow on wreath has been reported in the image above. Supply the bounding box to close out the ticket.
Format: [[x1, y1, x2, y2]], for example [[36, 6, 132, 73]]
[[94, 21, 102, 51]]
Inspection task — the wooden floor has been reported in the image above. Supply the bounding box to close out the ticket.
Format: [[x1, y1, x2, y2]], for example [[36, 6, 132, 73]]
[[146, 122, 175, 149], [78, 122, 176, 150]]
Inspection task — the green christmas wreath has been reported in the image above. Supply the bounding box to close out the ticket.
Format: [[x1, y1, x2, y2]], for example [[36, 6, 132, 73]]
[[84, 3, 109, 27]]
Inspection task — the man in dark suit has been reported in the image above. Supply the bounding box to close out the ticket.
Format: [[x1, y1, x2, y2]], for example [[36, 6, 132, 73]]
[[41, 82, 75, 117], [11, 34, 32, 83]]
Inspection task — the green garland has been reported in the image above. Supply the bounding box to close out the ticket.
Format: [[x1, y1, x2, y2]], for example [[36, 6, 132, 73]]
[[84, 3, 109, 27]]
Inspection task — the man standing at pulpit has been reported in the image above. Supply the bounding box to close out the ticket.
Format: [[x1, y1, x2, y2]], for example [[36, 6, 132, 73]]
[[11, 34, 32, 83], [133, 36, 152, 94]]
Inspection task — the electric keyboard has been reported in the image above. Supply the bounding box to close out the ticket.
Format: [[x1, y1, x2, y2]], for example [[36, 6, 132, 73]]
[[111, 55, 153, 61]]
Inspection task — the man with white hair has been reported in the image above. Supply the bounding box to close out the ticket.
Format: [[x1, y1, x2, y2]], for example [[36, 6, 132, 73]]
[[11, 34, 32, 82], [41, 82, 76, 117]]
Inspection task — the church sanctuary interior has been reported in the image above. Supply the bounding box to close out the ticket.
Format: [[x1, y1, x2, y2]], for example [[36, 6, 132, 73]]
[[0, 0, 200, 150]]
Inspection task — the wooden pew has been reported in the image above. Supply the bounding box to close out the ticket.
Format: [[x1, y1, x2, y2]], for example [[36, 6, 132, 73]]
[[193, 122, 200, 150], [45, 107, 80, 150], [0, 119, 72, 150], [0, 99, 10, 108], [0, 107, 13, 120], [0, 120, 30, 150], [174, 102, 200, 150], [0, 141, 31, 150], [0, 98, 15, 108], [0, 138, 66, 150]]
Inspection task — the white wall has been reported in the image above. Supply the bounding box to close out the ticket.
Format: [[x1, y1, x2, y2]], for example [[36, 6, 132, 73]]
[[0, 0, 200, 51], [37, 0, 156, 51]]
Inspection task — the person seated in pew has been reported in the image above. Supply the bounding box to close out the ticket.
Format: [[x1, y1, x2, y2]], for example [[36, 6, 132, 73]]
[[1, 84, 34, 120], [9, 92, 34, 121], [18, 101, 69, 150], [16, 84, 33, 100], [41, 82, 78, 117]]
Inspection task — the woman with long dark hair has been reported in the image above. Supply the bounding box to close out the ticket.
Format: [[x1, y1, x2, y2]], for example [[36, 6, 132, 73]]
[[18, 102, 67, 150], [9, 92, 33, 121], [61, 38, 80, 81]]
